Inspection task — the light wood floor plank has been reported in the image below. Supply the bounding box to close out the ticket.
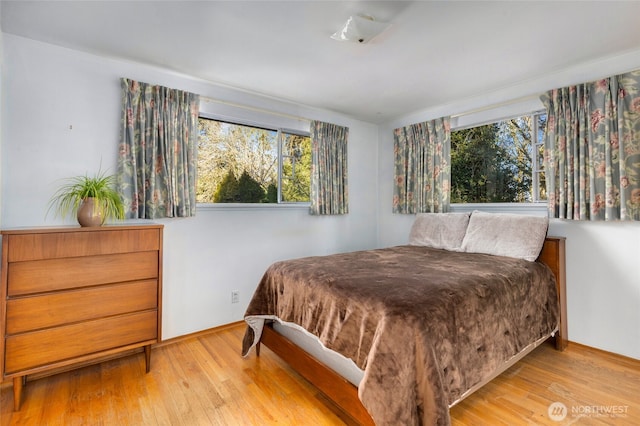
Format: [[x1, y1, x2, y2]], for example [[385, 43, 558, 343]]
[[1, 323, 638, 425]]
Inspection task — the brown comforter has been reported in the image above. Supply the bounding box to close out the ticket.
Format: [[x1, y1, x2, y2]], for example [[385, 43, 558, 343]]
[[242, 246, 559, 425]]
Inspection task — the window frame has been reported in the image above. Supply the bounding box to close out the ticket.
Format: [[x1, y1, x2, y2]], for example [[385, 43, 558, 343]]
[[196, 114, 311, 209], [449, 109, 548, 212]]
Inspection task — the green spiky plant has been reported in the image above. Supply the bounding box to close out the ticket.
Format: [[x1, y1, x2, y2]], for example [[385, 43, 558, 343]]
[[47, 170, 125, 224]]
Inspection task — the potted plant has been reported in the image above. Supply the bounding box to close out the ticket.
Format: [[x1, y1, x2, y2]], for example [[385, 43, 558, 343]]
[[48, 170, 125, 227]]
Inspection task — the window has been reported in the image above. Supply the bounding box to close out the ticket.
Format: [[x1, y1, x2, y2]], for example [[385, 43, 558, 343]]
[[197, 117, 311, 204], [451, 112, 547, 203]]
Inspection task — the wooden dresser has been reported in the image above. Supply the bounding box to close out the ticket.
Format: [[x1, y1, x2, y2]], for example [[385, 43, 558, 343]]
[[0, 224, 163, 410]]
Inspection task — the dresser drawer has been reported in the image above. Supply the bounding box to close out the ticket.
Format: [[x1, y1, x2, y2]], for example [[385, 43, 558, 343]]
[[5, 228, 161, 262], [7, 251, 159, 296], [4, 310, 158, 374], [6, 280, 158, 334]]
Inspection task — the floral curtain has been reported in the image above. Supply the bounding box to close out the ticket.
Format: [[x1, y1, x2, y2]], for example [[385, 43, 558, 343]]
[[393, 117, 451, 213], [309, 120, 349, 215], [542, 70, 640, 221], [118, 78, 200, 219]]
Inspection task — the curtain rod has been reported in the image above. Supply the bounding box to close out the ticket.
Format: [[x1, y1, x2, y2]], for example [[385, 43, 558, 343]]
[[450, 94, 541, 119], [202, 93, 542, 125], [201, 96, 311, 124]]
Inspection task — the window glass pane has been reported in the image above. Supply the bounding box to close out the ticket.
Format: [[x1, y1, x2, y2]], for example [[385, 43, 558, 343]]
[[536, 114, 547, 201], [197, 118, 277, 203], [196, 117, 311, 204], [280, 133, 311, 202], [451, 113, 545, 203]]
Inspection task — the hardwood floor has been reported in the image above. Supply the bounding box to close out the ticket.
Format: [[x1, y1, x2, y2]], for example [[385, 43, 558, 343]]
[[1, 323, 638, 425]]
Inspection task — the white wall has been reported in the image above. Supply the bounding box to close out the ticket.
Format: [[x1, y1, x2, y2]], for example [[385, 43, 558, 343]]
[[377, 49, 640, 360], [0, 9, 3, 230], [548, 220, 639, 360], [0, 34, 379, 339]]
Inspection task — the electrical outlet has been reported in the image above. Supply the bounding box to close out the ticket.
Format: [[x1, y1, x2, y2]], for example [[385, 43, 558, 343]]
[[231, 290, 240, 304]]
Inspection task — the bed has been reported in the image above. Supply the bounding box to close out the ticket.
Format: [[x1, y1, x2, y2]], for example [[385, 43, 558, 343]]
[[242, 212, 567, 425]]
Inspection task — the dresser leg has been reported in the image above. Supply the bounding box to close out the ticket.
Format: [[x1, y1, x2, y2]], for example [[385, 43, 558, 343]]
[[13, 376, 23, 411], [144, 345, 151, 373]]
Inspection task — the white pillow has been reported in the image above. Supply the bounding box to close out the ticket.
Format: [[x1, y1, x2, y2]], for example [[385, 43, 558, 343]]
[[408, 212, 471, 251], [461, 211, 549, 261]]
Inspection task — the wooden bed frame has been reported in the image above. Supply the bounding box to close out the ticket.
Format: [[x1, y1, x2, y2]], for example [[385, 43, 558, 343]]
[[256, 237, 567, 425]]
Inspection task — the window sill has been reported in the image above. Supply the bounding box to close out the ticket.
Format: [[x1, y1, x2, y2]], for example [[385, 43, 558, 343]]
[[450, 202, 548, 216], [197, 203, 310, 212]]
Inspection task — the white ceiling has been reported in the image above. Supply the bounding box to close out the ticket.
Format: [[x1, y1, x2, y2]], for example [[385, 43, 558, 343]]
[[3, 1, 640, 123]]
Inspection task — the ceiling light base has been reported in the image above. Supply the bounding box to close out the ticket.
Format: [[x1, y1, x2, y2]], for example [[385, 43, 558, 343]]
[[331, 15, 391, 44]]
